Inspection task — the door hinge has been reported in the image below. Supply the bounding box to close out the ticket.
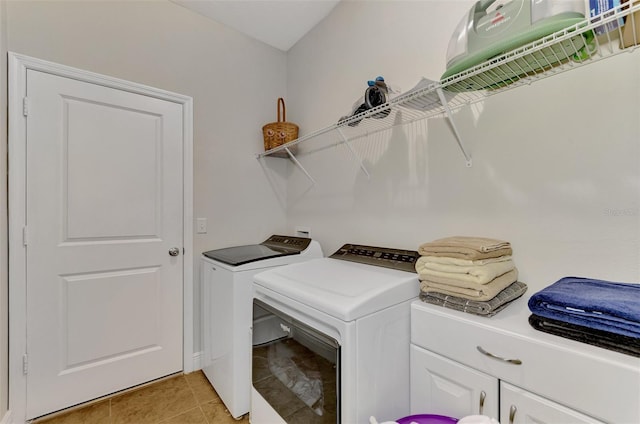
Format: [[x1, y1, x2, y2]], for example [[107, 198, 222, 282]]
[[23, 226, 28, 246], [23, 354, 28, 375], [23, 97, 29, 116]]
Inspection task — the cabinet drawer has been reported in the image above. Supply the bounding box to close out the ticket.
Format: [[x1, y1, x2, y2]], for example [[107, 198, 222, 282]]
[[411, 300, 640, 424], [500, 382, 604, 424]]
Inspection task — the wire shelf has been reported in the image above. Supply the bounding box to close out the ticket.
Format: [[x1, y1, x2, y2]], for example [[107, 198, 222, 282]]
[[258, 3, 640, 177]]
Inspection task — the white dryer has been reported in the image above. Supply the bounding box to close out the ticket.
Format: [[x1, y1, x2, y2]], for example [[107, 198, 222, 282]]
[[200, 235, 322, 419], [251, 243, 420, 424]]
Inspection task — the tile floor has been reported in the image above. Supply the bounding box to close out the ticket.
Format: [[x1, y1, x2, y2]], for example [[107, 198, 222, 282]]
[[33, 371, 249, 424]]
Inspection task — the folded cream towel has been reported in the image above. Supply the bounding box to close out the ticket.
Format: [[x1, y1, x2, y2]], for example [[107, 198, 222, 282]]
[[418, 236, 512, 260], [419, 268, 518, 300], [416, 256, 515, 285], [419, 267, 518, 291], [419, 255, 512, 266]]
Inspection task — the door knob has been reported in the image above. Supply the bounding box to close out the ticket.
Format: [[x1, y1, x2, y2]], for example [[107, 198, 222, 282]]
[[168, 247, 180, 256]]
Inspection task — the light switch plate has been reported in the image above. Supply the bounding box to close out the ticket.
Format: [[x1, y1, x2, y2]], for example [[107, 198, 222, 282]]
[[196, 218, 207, 234]]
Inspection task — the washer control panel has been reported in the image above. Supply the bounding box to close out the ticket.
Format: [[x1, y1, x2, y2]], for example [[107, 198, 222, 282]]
[[262, 235, 311, 252], [329, 243, 419, 273]]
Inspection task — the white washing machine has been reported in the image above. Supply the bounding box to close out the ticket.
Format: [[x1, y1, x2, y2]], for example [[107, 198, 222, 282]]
[[200, 235, 323, 419], [251, 243, 420, 424]]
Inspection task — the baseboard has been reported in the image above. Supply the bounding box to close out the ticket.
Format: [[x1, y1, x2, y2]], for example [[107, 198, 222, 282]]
[[192, 351, 202, 371], [0, 410, 11, 424]]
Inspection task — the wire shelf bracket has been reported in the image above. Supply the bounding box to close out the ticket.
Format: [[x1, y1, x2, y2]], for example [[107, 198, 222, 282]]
[[284, 146, 316, 185], [436, 87, 472, 167], [336, 127, 371, 179]]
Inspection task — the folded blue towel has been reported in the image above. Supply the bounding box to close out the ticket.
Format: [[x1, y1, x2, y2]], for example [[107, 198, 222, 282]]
[[528, 276, 640, 338]]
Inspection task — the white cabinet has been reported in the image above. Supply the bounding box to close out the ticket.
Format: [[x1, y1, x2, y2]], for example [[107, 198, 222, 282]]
[[410, 345, 498, 419], [410, 345, 604, 424], [410, 299, 640, 424], [499, 382, 603, 424]]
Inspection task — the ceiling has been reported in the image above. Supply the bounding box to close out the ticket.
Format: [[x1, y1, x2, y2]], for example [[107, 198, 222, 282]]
[[171, 0, 341, 51]]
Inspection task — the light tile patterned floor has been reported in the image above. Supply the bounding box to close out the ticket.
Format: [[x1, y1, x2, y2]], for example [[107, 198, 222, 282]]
[[33, 371, 250, 424]]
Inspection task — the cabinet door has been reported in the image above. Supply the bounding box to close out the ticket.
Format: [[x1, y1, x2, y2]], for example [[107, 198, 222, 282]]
[[500, 382, 605, 424], [410, 345, 498, 419]]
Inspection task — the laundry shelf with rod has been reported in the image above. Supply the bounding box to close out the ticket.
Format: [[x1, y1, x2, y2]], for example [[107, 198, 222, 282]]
[[257, 3, 640, 183]]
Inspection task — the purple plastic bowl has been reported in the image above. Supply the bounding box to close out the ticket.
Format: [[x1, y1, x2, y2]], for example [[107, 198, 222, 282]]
[[396, 414, 459, 424]]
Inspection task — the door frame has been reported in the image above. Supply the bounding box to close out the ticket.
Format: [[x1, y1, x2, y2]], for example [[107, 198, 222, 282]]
[[7, 52, 194, 423]]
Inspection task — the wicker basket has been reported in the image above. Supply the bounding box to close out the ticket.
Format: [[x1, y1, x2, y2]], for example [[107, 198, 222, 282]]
[[262, 98, 299, 152]]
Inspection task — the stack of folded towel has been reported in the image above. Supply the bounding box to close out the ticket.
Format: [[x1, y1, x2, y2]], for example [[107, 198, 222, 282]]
[[528, 277, 640, 357], [416, 236, 527, 317]]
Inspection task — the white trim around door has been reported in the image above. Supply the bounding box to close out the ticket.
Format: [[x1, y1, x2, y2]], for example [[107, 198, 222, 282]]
[[7, 52, 194, 423]]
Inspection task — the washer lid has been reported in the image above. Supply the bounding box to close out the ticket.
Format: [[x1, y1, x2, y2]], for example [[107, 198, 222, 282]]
[[203, 244, 298, 266], [202, 235, 312, 266], [253, 257, 419, 321]]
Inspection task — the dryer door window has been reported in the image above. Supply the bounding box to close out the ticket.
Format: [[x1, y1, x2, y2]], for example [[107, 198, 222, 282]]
[[252, 299, 340, 423]]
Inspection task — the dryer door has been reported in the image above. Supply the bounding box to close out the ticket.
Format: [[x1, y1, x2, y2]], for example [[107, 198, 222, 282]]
[[252, 299, 340, 423]]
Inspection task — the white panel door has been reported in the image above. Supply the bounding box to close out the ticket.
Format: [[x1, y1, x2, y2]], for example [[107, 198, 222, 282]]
[[25, 69, 184, 419], [410, 345, 499, 419]]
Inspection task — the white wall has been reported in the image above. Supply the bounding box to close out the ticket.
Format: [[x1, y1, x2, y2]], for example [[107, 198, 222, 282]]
[[2, 0, 289, 370], [2, 1, 639, 416], [0, 0, 8, 419], [284, 0, 640, 293]]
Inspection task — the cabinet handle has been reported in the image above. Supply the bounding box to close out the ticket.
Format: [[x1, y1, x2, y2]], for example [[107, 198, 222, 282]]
[[476, 346, 522, 365], [479, 390, 486, 414], [509, 405, 517, 424]]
